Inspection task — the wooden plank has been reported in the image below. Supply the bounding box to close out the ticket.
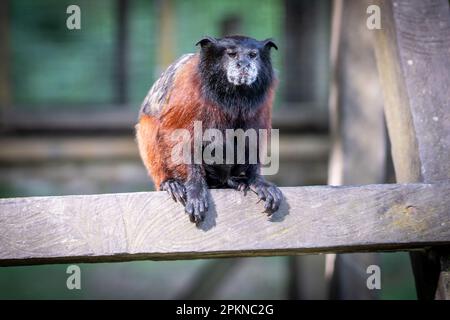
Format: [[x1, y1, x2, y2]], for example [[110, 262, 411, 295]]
[[374, 0, 450, 300], [327, 0, 386, 300], [0, 183, 449, 266]]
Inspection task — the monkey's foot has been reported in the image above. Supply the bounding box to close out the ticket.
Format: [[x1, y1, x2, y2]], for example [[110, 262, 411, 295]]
[[160, 179, 186, 206], [227, 177, 249, 194], [250, 180, 283, 215], [185, 183, 208, 224]]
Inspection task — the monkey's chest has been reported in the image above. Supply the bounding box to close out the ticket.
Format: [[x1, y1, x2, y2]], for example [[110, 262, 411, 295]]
[[200, 113, 261, 187], [202, 138, 254, 188]]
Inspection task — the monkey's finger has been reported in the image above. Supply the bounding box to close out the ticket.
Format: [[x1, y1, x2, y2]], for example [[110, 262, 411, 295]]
[[178, 182, 187, 199], [198, 199, 206, 213], [274, 186, 283, 199], [263, 193, 275, 215], [257, 188, 266, 202], [194, 214, 203, 224], [241, 185, 248, 196], [185, 202, 196, 223], [238, 183, 248, 193], [270, 198, 280, 212], [173, 183, 186, 206], [269, 186, 282, 210], [193, 206, 204, 224], [166, 185, 177, 203], [175, 192, 185, 206]]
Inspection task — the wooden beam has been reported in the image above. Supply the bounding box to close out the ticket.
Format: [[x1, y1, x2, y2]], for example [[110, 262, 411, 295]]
[[374, 0, 450, 183], [0, 183, 449, 266], [374, 0, 450, 300], [328, 0, 386, 186], [0, 135, 329, 163], [0, 105, 327, 133]]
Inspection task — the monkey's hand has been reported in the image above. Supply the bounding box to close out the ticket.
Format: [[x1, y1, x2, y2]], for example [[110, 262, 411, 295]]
[[227, 176, 249, 193], [160, 179, 186, 206], [184, 180, 208, 224], [249, 178, 283, 215]]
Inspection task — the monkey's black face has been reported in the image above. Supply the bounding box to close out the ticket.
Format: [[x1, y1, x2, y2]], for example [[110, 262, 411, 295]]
[[197, 35, 277, 110]]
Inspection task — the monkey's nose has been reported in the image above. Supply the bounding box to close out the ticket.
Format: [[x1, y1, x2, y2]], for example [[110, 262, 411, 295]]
[[237, 60, 250, 68]]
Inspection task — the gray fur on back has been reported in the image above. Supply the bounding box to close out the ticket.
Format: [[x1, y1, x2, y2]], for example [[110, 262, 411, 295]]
[[139, 53, 195, 117]]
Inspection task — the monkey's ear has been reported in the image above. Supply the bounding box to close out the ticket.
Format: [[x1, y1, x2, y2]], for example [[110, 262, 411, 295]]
[[195, 36, 217, 48], [262, 38, 278, 50]]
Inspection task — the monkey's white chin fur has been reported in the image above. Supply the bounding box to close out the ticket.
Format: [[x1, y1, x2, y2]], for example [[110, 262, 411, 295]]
[[226, 61, 258, 86], [227, 74, 257, 86]]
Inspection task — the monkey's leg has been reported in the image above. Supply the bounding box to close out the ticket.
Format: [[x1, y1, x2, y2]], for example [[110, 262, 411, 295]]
[[184, 164, 208, 224], [246, 165, 283, 215], [160, 179, 186, 206]]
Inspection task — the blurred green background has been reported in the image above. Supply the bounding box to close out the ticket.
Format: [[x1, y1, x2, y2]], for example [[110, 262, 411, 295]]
[[0, 0, 416, 299]]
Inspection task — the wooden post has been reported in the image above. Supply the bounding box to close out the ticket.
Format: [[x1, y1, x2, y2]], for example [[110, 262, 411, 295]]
[[374, 0, 450, 299], [327, 0, 386, 300], [284, 0, 331, 299]]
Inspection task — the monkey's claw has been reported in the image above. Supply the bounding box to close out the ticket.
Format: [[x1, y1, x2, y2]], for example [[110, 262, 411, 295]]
[[250, 181, 283, 215], [160, 179, 186, 206]]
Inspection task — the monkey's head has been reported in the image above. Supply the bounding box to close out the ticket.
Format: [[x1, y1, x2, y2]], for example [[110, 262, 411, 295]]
[[197, 35, 278, 110]]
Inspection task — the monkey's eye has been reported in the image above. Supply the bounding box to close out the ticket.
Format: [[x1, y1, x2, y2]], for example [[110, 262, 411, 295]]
[[248, 51, 258, 59], [227, 51, 237, 58]]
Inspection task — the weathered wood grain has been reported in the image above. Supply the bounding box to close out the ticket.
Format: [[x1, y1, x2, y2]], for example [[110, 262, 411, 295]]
[[0, 184, 449, 266], [374, 0, 450, 183], [374, 0, 450, 299]]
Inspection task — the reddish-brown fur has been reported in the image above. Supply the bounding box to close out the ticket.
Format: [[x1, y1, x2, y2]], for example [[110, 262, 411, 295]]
[[136, 54, 275, 190]]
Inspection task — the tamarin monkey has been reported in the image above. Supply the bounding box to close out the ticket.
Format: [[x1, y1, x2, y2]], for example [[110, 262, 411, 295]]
[[136, 35, 283, 224]]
